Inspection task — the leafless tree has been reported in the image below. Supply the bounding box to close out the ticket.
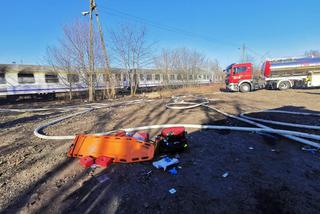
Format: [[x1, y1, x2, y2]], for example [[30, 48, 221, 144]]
[[47, 20, 112, 100], [305, 50, 320, 57], [154, 47, 209, 87], [206, 59, 224, 83], [154, 48, 175, 86], [61, 21, 103, 87], [110, 24, 153, 96], [47, 46, 76, 100]]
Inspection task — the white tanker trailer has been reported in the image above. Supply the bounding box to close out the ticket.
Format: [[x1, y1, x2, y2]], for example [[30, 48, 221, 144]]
[[225, 57, 320, 92]]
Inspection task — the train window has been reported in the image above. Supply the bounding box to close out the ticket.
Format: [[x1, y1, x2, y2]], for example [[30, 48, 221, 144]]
[[155, 74, 160, 81], [103, 74, 117, 82], [18, 72, 35, 84], [147, 74, 152, 81], [132, 73, 137, 81], [67, 74, 79, 83], [86, 74, 97, 82], [140, 74, 144, 81], [183, 74, 187, 80], [115, 74, 121, 81], [0, 73, 5, 84], [189, 75, 193, 80], [170, 74, 175, 80], [45, 73, 59, 83], [103, 74, 107, 81]]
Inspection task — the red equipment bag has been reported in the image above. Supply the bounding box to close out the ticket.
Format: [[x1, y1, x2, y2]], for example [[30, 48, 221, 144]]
[[161, 127, 186, 138], [157, 127, 188, 153]]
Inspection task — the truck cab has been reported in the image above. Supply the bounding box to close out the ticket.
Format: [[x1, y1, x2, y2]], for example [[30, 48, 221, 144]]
[[225, 63, 253, 92]]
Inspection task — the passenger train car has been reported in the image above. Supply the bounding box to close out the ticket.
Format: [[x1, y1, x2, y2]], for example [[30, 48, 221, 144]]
[[0, 64, 216, 99]]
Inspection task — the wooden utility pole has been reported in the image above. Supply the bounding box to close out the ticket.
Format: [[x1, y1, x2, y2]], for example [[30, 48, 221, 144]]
[[88, 0, 95, 102], [93, 1, 115, 98]]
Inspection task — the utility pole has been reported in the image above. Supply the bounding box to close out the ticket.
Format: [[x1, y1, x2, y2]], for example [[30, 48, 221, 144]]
[[88, 0, 95, 102], [93, 1, 115, 98], [241, 43, 247, 62]]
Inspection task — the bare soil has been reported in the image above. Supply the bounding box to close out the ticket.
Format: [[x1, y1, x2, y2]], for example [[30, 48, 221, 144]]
[[1, 85, 320, 214]]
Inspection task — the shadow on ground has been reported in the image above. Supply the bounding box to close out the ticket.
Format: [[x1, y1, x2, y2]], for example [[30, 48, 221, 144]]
[[2, 102, 320, 214]]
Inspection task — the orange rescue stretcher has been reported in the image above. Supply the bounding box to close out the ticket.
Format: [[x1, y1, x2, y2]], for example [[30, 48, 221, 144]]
[[68, 134, 155, 163]]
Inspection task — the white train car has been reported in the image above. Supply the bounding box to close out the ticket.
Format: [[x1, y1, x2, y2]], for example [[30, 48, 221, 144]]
[[0, 64, 212, 99], [0, 64, 89, 99], [138, 70, 212, 88]]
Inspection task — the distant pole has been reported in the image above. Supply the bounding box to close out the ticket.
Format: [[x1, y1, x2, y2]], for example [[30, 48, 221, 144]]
[[242, 43, 247, 62], [93, 1, 114, 98], [88, 0, 95, 102]]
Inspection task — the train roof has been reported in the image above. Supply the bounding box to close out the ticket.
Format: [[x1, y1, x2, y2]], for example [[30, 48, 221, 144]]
[[0, 64, 54, 73], [0, 64, 212, 74]]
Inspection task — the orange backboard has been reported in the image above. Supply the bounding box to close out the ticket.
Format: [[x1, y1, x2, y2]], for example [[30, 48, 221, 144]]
[[68, 134, 155, 163]]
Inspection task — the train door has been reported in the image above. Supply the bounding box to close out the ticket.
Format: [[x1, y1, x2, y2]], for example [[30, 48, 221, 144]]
[[0, 71, 7, 96]]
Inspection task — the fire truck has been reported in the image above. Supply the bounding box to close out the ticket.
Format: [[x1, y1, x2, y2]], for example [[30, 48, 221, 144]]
[[224, 57, 320, 92]]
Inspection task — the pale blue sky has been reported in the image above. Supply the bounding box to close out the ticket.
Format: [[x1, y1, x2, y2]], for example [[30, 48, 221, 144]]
[[0, 0, 319, 67]]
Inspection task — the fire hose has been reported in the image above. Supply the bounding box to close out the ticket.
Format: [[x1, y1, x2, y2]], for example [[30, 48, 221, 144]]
[[165, 96, 320, 148], [3, 97, 320, 148]]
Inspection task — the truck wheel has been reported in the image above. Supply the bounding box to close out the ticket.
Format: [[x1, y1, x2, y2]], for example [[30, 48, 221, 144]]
[[240, 83, 251, 93], [278, 81, 290, 90]]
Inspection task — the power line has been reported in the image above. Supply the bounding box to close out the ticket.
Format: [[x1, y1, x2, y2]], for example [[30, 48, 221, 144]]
[[98, 6, 266, 60], [98, 6, 241, 48], [246, 47, 264, 57]]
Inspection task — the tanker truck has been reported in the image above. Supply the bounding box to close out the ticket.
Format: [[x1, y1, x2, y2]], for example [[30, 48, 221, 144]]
[[224, 57, 320, 92]]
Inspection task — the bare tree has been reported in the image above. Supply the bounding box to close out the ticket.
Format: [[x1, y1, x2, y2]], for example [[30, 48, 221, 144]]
[[47, 20, 106, 100], [110, 24, 153, 96], [154, 47, 208, 87], [154, 48, 175, 86], [47, 46, 76, 100], [305, 50, 320, 57], [207, 59, 224, 83], [209, 59, 221, 74]]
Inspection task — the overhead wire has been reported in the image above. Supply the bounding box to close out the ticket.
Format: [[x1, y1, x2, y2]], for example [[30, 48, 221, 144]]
[[97, 6, 264, 58]]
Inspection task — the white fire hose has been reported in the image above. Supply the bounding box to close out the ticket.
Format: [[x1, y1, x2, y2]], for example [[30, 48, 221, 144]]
[[165, 96, 320, 148], [2, 97, 320, 149], [240, 110, 320, 130], [35, 96, 320, 148]]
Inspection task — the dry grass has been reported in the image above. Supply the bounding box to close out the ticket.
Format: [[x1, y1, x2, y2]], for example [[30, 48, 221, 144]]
[[156, 83, 224, 98]]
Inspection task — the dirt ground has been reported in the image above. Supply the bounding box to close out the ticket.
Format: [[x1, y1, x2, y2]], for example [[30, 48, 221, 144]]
[[1, 84, 320, 214]]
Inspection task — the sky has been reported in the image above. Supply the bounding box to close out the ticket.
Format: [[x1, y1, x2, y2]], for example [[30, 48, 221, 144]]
[[0, 0, 320, 67]]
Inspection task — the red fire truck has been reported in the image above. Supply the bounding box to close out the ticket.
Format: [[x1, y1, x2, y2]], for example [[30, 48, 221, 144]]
[[224, 57, 320, 92]]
